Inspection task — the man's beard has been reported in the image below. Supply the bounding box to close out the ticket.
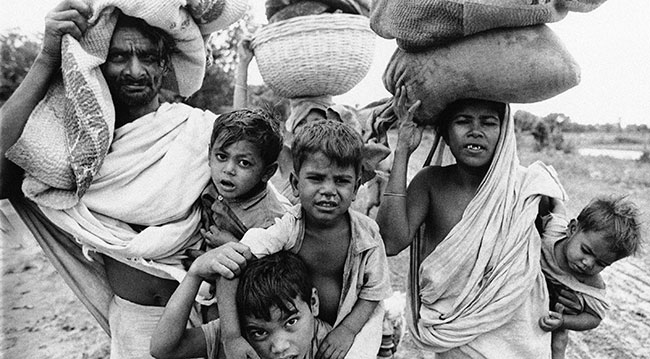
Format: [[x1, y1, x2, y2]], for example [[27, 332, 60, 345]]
[[110, 77, 161, 107]]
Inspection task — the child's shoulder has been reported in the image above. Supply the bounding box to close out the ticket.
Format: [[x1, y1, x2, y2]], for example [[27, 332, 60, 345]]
[[580, 273, 606, 290]]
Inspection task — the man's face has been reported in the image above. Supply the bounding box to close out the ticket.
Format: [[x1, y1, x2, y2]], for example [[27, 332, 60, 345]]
[[102, 25, 166, 110], [445, 101, 502, 169], [290, 151, 359, 227], [243, 292, 318, 359]]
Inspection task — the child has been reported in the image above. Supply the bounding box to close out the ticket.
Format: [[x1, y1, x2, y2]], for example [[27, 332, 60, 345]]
[[151, 250, 332, 359], [199, 108, 291, 247], [376, 87, 566, 357], [538, 196, 642, 359], [213, 119, 392, 359]]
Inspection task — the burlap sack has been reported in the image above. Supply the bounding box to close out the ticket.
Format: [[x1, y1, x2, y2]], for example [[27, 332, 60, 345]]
[[383, 25, 580, 126], [370, 0, 607, 51]]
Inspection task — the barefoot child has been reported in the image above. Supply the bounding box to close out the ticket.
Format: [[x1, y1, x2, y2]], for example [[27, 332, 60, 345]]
[[539, 196, 642, 359], [151, 250, 332, 359], [376, 87, 567, 358], [213, 120, 392, 359]]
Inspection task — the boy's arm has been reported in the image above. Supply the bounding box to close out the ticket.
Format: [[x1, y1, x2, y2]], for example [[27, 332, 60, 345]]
[[316, 299, 379, 359], [216, 276, 260, 359], [0, 0, 91, 198], [560, 308, 602, 331], [150, 274, 207, 359], [376, 86, 427, 255]]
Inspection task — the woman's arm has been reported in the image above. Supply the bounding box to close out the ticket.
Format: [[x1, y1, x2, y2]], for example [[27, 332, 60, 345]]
[[232, 37, 253, 110]]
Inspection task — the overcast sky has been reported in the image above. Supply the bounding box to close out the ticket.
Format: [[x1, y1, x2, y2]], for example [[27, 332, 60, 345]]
[[2, 0, 649, 125]]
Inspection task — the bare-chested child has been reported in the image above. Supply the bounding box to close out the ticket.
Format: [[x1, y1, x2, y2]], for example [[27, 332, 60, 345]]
[[200, 119, 392, 359], [538, 196, 642, 359], [376, 87, 570, 357]]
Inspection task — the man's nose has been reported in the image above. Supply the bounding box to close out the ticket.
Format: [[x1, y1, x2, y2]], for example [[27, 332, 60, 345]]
[[125, 56, 146, 77]]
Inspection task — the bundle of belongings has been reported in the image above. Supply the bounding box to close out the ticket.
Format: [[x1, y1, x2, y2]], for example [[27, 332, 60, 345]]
[[7, 0, 247, 332], [265, 0, 371, 22], [367, 0, 608, 356]]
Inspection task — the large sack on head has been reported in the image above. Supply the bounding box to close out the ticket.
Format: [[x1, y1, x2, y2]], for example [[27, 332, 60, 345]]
[[370, 0, 606, 51], [266, 0, 371, 20], [252, 13, 375, 98], [383, 25, 580, 126]]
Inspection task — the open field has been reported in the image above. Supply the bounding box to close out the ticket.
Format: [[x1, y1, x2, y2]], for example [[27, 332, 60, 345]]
[[2, 130, 649, 358]]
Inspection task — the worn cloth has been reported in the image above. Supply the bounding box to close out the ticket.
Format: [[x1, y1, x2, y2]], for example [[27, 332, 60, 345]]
[[240, 205, 392, 359], [408, 105, 567, 358], [36, 102, 214, 282], [202, 317, 332, 359], [540, 214, 609, 319], [370, 0, 607, 51], [108, 295, 201, 359], [201, 181, 292, 239], [5, 0, 242, 208]]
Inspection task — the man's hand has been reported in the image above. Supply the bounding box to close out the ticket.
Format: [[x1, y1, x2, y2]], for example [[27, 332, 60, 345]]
[[42, 0, 92, 63], [393, 86, 423, 156], [223, 336, 260, 359], [188, 242, 252, 280], [315, 325, 355, 359], [539, 303, 565, 332]]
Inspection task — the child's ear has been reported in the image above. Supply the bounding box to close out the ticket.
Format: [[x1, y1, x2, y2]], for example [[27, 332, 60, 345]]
[[261, 162, 278, 183], [567, 219, 579, 237], [290, 172, 300, 198], [310, 287, 320, 317]]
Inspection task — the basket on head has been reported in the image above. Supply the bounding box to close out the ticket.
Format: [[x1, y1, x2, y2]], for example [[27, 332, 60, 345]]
[[251, 13, 376, 98]]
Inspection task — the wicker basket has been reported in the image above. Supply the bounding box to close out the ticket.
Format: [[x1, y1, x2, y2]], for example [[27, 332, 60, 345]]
[[251, 14, 376, 98]]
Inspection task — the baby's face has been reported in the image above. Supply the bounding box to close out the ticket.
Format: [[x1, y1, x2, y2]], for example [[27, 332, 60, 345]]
[[209, 139, 268, 200], [243, 297, 317, 359], [564, 229, 618, 277]]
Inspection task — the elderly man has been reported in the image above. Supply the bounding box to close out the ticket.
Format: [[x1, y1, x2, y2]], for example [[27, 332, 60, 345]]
[[0, 0, 246, 358]]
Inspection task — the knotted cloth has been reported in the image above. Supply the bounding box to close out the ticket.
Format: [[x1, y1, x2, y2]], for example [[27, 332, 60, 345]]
[[6, 0, 245, 209], [408, 105, 567, 356]]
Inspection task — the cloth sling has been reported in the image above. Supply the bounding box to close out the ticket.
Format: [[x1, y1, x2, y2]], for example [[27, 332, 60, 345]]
[[408, 105, 567, 354]]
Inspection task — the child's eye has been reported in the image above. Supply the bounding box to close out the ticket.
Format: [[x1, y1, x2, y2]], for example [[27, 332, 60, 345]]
[[215, 153, 227, 161], [285, 317, 299, 327], [238, 160, 252, 168], [247, 329, 268, 340]]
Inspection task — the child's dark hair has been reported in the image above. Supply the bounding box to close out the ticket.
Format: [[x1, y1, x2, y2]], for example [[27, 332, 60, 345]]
[[210, 108, 283, 166], [114, 12, 178, 70], [435, 98, 507, 136], [236, 251, 313, 323], [291, 120, 363, 175], [576, 196, 643, 259]]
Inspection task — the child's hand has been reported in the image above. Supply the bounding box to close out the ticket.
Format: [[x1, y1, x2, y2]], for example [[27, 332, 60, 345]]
[[316, 325, 355, 359], [224, 336, 260, 359], [200, 225, 238, 248], [188, 242, 252, 280], [538, 303, 565, 332], [556, 288, 583, 315], [393, 86, 423, 156]]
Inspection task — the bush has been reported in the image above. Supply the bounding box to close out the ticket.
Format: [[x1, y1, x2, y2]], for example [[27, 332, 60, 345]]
[[638, 150, 650, 164]]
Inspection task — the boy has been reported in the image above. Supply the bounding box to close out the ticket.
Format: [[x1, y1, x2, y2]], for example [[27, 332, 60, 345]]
[[151, 250, 332, 359], [212, 120, 392, 359], [539, 196, 642, 359], [199, 108, 291, 247], [376, 87, 567, 358]]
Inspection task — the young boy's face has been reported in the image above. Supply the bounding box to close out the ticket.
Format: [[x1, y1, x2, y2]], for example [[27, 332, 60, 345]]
[[243, 290, 319, 359], [290, 151, 359, 227], [444, 101, 502, 169], [563, 221, 619, 277], [209, 138, 272, 200]]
